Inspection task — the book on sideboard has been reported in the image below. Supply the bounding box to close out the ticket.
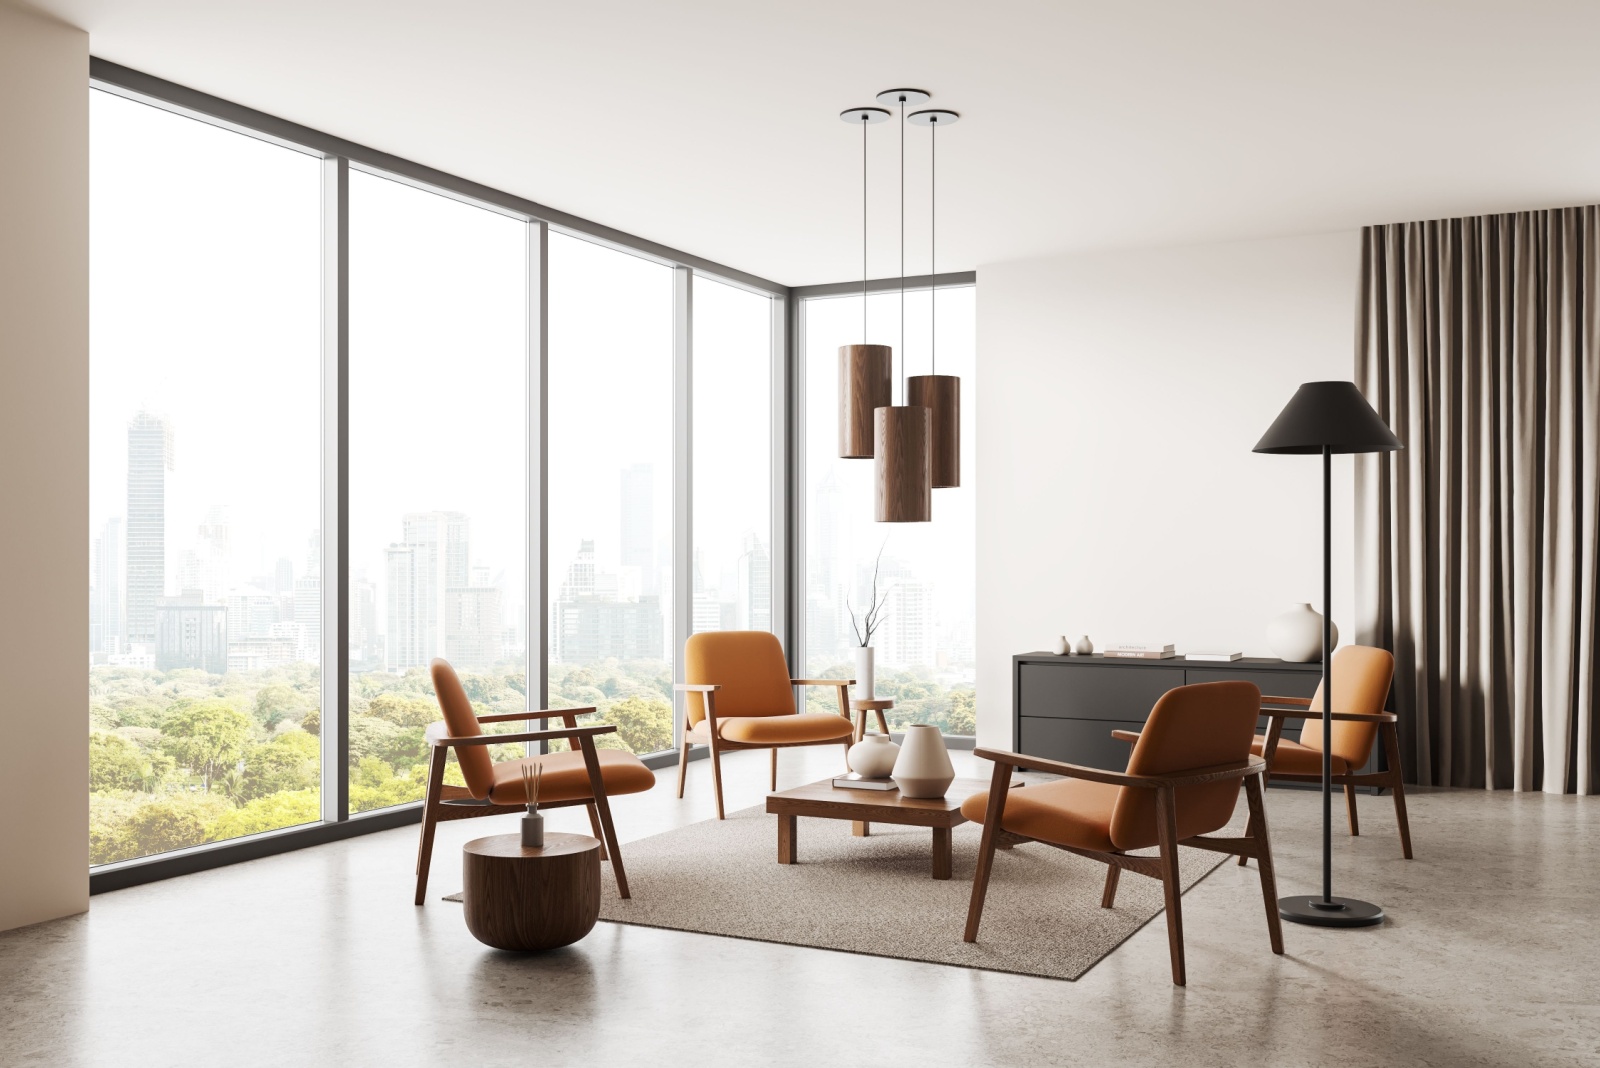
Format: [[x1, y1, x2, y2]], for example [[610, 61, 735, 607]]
[[1187, 652, 1244, 661], [1103, 649, 1178, 660], [1103, 643, 1175, 654]]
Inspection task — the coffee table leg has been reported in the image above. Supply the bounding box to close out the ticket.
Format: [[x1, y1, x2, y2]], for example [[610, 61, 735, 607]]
[[853, 820, 870, 837], [778, 814, 797, 864], [932, 826, 953, 880]]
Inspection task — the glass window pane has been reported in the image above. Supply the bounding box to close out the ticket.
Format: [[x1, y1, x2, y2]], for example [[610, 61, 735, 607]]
[[802, 287, 977, 734], [547, 233, 674, 756], [89, 90, 323, 863], [348, 170, 528, 813], [692, 277, 773, 636]]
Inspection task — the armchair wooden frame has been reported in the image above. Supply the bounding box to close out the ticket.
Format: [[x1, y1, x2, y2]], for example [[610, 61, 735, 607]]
[[673, 679, 854, 819], [963, 747, 1283, 986], [1249, 696, 1413, 860], [414, 708, 632, 906]]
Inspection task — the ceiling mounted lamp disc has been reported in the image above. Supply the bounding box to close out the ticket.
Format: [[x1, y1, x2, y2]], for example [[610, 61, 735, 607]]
[[876, 88, 932, 107], [906, 374, 959, 487], [839, 345, 893, 458], [874, 404, 932, 522]]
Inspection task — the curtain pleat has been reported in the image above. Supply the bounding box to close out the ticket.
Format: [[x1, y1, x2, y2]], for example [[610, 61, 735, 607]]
[[1355, 207, 1600, 793]]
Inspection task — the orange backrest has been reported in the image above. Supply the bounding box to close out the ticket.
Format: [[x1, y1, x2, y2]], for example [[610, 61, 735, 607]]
[[683, 631, 795, 726], [1297, 645, 1395, 767], [430, 658, 496, 799], [1109, 681, 1261, 851]]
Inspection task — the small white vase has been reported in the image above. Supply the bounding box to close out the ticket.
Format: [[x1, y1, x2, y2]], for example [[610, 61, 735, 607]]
[[1053, 635, 1070, 655], [847, 733, 900, 778], [892, 724, 955, 798], [1072, 635, 1094, 656], [853, 646, 875, 700], [1267, 602, 1338, 662]]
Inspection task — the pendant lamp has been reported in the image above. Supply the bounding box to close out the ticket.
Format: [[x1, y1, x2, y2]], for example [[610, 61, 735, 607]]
[[907, 108, 961, 488], [874, 89, 933, 523], [837, 106, 892, 459]]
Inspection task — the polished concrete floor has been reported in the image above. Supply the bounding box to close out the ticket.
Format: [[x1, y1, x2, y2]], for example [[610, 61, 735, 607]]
[[3, 746, 1597, 1067]]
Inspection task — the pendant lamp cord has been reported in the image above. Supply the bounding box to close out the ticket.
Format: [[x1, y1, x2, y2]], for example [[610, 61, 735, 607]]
[[861, 113, 868, 341], [899, 98, 906, 403], [931, 117, 937, 377]]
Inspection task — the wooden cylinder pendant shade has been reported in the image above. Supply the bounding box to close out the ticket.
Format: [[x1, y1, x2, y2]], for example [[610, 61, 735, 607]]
[[839, 344, 893, 458], [906, 374, 960, 488], [874, 405, 932, 522]]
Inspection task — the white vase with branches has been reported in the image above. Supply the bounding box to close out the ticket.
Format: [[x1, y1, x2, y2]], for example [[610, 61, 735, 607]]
[[848, 542, 891, 701]]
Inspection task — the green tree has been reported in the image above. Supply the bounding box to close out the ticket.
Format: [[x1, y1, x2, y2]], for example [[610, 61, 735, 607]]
[[366, 692, 438, 727], [161, 701, 252, 792], [240, 729, 320, 801], [209, 788, 321, 840], [90, 731, 149, 792], [946, 689, 977, 736], [301, 706, 321, 736], [350, 715, 427, 770], [604, 695, 674, 755], [252, 685, 305, 730], [124, 796, 216, 856]]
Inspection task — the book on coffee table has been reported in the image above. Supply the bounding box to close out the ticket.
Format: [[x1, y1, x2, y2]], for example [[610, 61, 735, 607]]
[[831, 773, 898, 791]]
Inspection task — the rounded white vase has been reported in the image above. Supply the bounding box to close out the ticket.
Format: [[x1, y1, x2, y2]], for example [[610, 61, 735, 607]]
[[853, 646, 876, 700], [1267, 602, 1338, 662], [1072, 635, 1094, 656], [847, 734, 899, 778], [1053, 635, 1070, 655], [892, 724, 955, 798]]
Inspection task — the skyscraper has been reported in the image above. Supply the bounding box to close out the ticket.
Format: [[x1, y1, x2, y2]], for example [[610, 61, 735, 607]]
[[620, 464, 655, 595], [385, 511, 470, 671], [739, 533, 771, 631], [125, 412, 173, 646], [91, 517, 124, 656]]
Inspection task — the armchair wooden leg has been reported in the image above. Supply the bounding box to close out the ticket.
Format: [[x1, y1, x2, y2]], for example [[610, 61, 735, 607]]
[[1237, 809, 1256, 867], [676, 738, 691, 799], [963, 761, 1013, 943], [1244, 774, 1284, 955], [586, 803, 609, 862], [1100, 865, 1120, 909], [875, 709, 890, 736], [1383, 725, 1414, 858], [770, 747, 778, 791], [413, 746, 447, 906], [1154, 786, 1186, 986], [1344, 783, 1360, 836], [709, 737, 726, 820]]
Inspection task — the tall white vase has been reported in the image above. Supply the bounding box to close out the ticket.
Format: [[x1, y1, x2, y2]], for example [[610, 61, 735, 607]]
[[853, 646, 875, 700], [1267, 602, 1338, 662], [892, 724, 955, 798]]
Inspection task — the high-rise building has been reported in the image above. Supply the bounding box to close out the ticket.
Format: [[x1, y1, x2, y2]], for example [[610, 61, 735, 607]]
[[740, 534, 771, 632], [385, 511, 470, 671], [620, 464, 655, 595], [155, 590, 227, 673], [91, 517, 124, 656], [177, 506, 232, 604], [882, 578, 931, 670], [445, 585, 503, 669], [294, 574, 320, 663], [350, 573, 379, 670], [125, 412, 173, 646]]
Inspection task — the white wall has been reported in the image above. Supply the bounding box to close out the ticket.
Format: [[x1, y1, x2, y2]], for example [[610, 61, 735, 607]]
[[975, 231, 1360, 747], [0, 3, 89, 931]]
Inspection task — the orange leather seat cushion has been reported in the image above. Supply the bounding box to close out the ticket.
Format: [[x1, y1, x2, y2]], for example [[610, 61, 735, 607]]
[[488, 749, 657, 805], [960, 778, 1119, 853], [710, 712, 853, 745], [1253, 735, 1350, 776]]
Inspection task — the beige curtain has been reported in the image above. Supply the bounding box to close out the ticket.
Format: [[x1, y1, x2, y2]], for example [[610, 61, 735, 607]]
[[1356, 208, 1599, 794]]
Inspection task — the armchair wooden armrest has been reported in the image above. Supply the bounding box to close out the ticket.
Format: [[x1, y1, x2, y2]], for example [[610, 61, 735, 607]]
[[1259, 708, 1397, 724], [1110, 729, 1141, 744], [475, 706, 597, 724], [1261, 695, 1313, 707], [792, 678, 854, 687], [974, 747, 1263, 788], [673, 683, 721, 693], [427, 723, 618, 748]]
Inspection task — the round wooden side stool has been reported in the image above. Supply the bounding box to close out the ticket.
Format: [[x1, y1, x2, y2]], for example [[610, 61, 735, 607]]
[[462, 832, 601, 951]]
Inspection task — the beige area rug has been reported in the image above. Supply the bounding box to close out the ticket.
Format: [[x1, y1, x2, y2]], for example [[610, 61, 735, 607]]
[[449, 803, 1228, 981]]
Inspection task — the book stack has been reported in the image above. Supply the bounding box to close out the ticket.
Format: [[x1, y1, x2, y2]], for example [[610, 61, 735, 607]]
[[1188, 651, 1244, 662], [1103, 643, 1177, 660]]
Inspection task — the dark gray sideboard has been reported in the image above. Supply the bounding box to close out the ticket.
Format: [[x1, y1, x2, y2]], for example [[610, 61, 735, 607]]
[[1011, 653, 1385, 783]]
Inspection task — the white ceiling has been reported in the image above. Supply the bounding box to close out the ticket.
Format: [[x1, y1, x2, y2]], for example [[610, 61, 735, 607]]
[[30, 0, 1600, 286]]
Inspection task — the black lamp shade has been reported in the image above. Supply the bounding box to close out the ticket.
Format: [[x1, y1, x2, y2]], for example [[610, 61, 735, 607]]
[[1254, 381, 1403, 455]]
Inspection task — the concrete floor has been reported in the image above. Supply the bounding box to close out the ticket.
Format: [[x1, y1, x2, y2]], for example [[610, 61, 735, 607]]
[[3, 746, 1597, 1068]]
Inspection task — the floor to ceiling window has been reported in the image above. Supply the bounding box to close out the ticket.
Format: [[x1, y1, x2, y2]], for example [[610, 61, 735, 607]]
[[545, 233, 675, 756], [691, 275, 775, 637], [88, 89, 324, 863], [802, 286, 977, 734], [347, 170, 529, 812]]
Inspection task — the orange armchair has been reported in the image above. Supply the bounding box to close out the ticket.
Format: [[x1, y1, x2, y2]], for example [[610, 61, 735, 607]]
[[413, 659, 657, 905], [1248, 644, 1411, 859], [962, 681, 1281, 986], [674, 630, 854, 819]]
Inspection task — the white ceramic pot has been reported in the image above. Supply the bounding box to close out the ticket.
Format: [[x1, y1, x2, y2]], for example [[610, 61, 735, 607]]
[[1053, 635, 1070, 655], [1267, 602, 1338, 662], [892, 724, 955, 798], [853, 646, 876, 700], [1072, 634, 1094, 656], [847, 733, 900, 778]]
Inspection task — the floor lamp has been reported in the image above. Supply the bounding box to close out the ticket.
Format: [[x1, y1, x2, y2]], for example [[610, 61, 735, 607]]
[[1254, 380, 1402, 927]]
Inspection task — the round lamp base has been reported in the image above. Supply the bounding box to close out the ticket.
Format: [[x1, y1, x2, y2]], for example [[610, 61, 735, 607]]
[[1278, 895, 1384, 928]]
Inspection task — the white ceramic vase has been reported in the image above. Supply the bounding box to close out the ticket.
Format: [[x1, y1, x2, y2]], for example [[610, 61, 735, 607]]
[[1072, 635, 1094, 656], [892, 724, 955, 798], [1053, 635, 1070, 655], [1267, 602, 1338, 662], [853, 646, 875, 700], [847, 733, 900, 778]]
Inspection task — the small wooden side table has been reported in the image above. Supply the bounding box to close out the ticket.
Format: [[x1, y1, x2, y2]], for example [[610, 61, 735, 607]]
[[461, 833, 601, 951], [849, 698, 894, 743]]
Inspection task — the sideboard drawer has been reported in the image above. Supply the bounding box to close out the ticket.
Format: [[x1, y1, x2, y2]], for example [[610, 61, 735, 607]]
[[1018, 663, 1176, 722], [1018, 716, 1139, 772]]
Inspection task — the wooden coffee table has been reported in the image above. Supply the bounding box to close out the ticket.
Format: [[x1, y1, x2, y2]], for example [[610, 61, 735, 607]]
[[765, 777, 1006, 880]]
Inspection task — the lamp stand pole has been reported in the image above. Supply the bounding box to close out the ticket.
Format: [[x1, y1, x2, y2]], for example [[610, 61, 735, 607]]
[[1278, 445, 1385, 928]]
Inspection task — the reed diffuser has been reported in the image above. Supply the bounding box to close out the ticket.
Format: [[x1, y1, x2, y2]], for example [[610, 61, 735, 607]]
[[520, 762, 544, 849]]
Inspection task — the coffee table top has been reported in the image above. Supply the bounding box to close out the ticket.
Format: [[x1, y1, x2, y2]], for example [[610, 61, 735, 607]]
[[849, 699, 895, 710], [464, 832, 599, 860], [766, 777, 1002, 827]]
